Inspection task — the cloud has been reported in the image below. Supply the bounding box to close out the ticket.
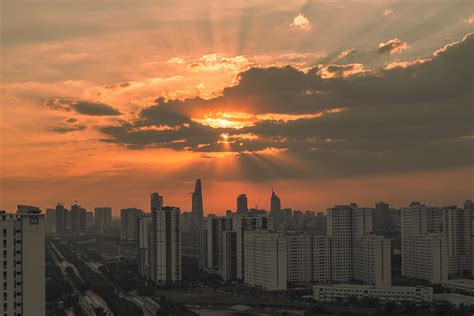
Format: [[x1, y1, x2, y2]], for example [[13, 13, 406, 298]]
[[45, 99, 122, 116], [97, 33, 473, 179], [377, 38, 410, 54], [317, 63, 370, 78], [51, 125, 86, 133], [462, 15, 474, 25], [289, 13, 311, 30], [66, 117, 78, 123]]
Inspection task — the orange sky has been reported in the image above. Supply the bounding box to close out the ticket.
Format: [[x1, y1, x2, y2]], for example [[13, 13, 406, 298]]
[[1, 1, 473, 215]]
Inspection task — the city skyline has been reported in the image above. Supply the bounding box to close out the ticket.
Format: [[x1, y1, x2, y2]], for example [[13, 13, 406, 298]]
[[2, 182, 471, 217], [1, 1, 473, 213]]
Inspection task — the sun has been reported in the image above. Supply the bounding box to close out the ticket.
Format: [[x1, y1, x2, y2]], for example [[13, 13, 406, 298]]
[[193, 112, 255, 129]]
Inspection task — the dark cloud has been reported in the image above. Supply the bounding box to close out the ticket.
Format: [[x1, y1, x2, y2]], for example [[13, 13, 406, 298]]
[[45, 99, 121, 116], [51, 125, 86, 133], [66, 117, 78, 123], [97, 34, 474, 178]]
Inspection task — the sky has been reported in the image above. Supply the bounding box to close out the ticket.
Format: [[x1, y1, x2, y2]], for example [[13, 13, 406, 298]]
[[1, 0, 473, 215]]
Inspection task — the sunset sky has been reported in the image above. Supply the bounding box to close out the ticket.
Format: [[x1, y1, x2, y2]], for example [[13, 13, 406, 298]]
[[1, 0, 473, 215]]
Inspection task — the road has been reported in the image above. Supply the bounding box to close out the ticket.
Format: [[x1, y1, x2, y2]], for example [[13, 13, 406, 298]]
[[76, 250, 160, 316], [49, 242, 112, 316]]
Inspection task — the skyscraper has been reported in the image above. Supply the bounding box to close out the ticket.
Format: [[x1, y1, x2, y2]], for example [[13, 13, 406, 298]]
[[0, 206, 45, 316], [151, 206, 181, 282], [94, 207, 112, 231], [236, 194, 249, 214], [70, 203, 86, 235], [137, 215, 152, 278], [270, 189, 282, 228], [192, 179, 204, 228], [374, 201, 390, 233], [55, 203, 67, 233], [121, 208, 143, 241], [150, 192, 163, 211]]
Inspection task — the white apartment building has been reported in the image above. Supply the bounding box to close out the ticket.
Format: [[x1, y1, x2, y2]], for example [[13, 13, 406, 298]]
[[352, 234, 392, 287], [233, 214, 273, 280], [440, 206, 472, 277], [402, 202, 450, 283], [137, 215, 152, 278], [311, 236, 332, 283], [151, 206, 181, 283], [403, 234, 448, 283], [0, 206, 45, 316], [244, 231, 287, 290], [120, 208, 143, 241], [327, 204, 379, 283], [286, 233, 331, 284], [313, 284, 433, 305]]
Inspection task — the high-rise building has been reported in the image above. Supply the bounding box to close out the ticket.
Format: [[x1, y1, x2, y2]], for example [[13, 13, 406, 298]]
[[197, 229, 208, 269], [0, 206, 45, 316], [270, 190, 281, 228], [233, 214, 273, 279], [192, 179, 204, 229], [45, 208, 57, 234], [236, 194, 249, 215], [352, 234, 391, 287], [120, 208, 143, 241], [137, 215, 152, 278], [327, 204, 358, 282], [374, 201, 391, 233], [221, 231, 238, 281], [55, 203, 68, 233], [285, 233, 332, 284], [150, 193, 163, 211], [70, 203, 86, 235], [85, 211, 94, 229], [94, 207, 112, 231], [151, 206, 181, 283], [440, 206, 472, 277], [326, 204, 390, 286], [401, 202, 448, 283], [244, 231, 287, 290], [205, 216, 233, 270]]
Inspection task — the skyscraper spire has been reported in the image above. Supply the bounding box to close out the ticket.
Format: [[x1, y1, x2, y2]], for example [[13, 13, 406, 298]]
[[192, 179, 203, 228]]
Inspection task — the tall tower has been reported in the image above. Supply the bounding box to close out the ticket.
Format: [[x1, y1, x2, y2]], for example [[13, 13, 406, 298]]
[[0, 206, 45, 316], [151, 206, 181, 282], [237, 194, 249, 214], [270, 190, 281, 228], [192, 179, 204, 228], [150, 192, 163, 211]]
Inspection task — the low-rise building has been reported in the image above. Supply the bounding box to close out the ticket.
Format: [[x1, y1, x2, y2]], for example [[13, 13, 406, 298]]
[[441, 279, 474, 295], [313, 284, 433, 305]]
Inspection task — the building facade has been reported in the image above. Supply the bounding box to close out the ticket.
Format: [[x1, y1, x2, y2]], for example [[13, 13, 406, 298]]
[[0, 206, 45, 316], [244, 231, 287, 290], [120, 208, 143, 241], [94, 207, 112, 231], [150, 206, 181, 283]]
